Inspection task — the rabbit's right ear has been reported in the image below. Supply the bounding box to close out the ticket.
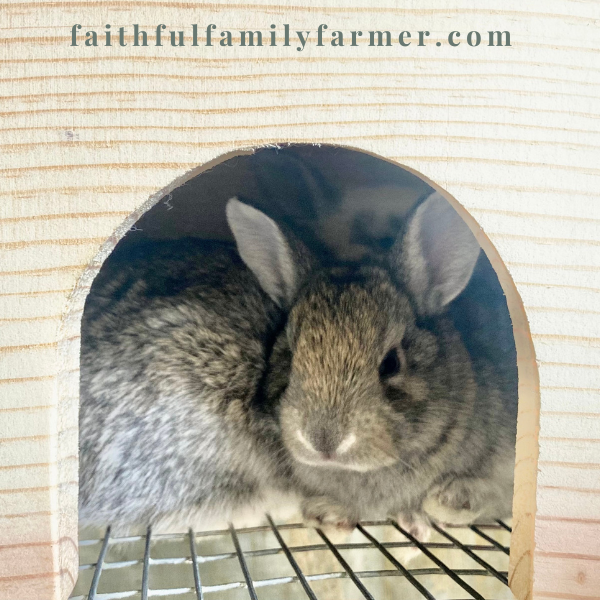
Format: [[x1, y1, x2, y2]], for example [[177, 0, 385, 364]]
[[226, 198, 305, 309], [391, 192, 481, 315]]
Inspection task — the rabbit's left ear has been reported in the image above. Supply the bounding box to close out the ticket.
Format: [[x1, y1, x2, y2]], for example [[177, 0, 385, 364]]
[[226, 198, 303, 309], [390, 192, 481, 315]]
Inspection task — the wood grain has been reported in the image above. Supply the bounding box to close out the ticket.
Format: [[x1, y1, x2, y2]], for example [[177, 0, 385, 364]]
[[1, 1, 599, 598]]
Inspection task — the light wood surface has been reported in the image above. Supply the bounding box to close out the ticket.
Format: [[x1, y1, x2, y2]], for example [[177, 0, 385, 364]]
[[1, 1, 599, 598]]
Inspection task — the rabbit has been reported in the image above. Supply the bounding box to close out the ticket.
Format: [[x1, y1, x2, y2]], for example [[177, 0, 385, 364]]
[[79, 236, 299, 530], [260, 192, 517, 535], [79, 191, 517, 537]]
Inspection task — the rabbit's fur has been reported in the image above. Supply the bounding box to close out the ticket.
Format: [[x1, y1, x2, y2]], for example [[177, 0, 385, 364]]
[[80, 192, 517, 533], [79, 240, 295, 528]]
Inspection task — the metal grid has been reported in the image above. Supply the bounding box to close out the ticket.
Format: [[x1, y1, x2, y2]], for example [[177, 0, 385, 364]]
[[70, 518, 514, 600]]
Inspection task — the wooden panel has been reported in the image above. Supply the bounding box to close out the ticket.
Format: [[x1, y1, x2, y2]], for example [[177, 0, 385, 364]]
[[536, 518, 600, 557], [1, 1, 599, 598], [534, 555, 600, 600]]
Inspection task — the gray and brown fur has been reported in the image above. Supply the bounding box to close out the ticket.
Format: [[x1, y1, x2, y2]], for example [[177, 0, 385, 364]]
[[79, 240, 293, 528], [79, 193, 517, 533]]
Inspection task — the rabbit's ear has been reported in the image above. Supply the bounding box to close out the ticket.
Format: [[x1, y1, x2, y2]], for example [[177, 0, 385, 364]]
[[392, 192, 481, 315], [226, 198, 301, 308]]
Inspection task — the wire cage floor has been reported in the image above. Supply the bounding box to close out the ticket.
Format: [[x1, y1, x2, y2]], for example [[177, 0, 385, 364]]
[[70, 517, 515, 600]]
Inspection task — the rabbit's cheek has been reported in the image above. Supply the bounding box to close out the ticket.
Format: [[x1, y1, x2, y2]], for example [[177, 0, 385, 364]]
[[401, 376, 430, 403], [383, 376, 429, 414], [278, 405, 302, 444]]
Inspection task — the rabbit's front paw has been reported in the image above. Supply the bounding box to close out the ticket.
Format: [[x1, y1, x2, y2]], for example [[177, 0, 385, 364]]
[[393, 513, 432, 543], [422, 480, 480, 525], [301, 496, 358, 532]]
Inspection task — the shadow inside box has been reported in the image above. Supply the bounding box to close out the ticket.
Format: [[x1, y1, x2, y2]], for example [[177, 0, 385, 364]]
[[71, 517, 514, 600]]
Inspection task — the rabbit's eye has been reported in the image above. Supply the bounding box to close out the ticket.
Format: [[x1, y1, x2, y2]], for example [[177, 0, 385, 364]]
[[379, 348, 401, 379]]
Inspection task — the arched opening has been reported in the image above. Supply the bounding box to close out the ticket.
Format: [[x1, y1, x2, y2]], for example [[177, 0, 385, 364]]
[[64, 144, 539, 600]]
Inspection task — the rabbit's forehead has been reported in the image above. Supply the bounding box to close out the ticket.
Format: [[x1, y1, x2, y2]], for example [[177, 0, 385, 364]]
[[294, 272, 412, 323], [290, 277, 413, 355]]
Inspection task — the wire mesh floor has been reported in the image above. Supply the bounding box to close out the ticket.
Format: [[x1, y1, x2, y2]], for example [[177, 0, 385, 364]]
[[70, 517, 515, 600]]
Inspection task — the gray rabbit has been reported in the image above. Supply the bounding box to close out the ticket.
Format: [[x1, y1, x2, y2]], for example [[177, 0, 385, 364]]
[[79, 192, 517, 535]]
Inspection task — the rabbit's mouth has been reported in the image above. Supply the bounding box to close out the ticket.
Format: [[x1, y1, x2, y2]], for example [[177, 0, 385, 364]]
[[291, 452, 397, 473], [287, 429, 398, 472]]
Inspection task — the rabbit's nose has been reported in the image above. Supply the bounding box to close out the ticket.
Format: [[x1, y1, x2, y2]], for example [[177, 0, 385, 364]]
[[317, 433, 357, 461], [297, 428, 356, 459], [311, 428, 338, 457]]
